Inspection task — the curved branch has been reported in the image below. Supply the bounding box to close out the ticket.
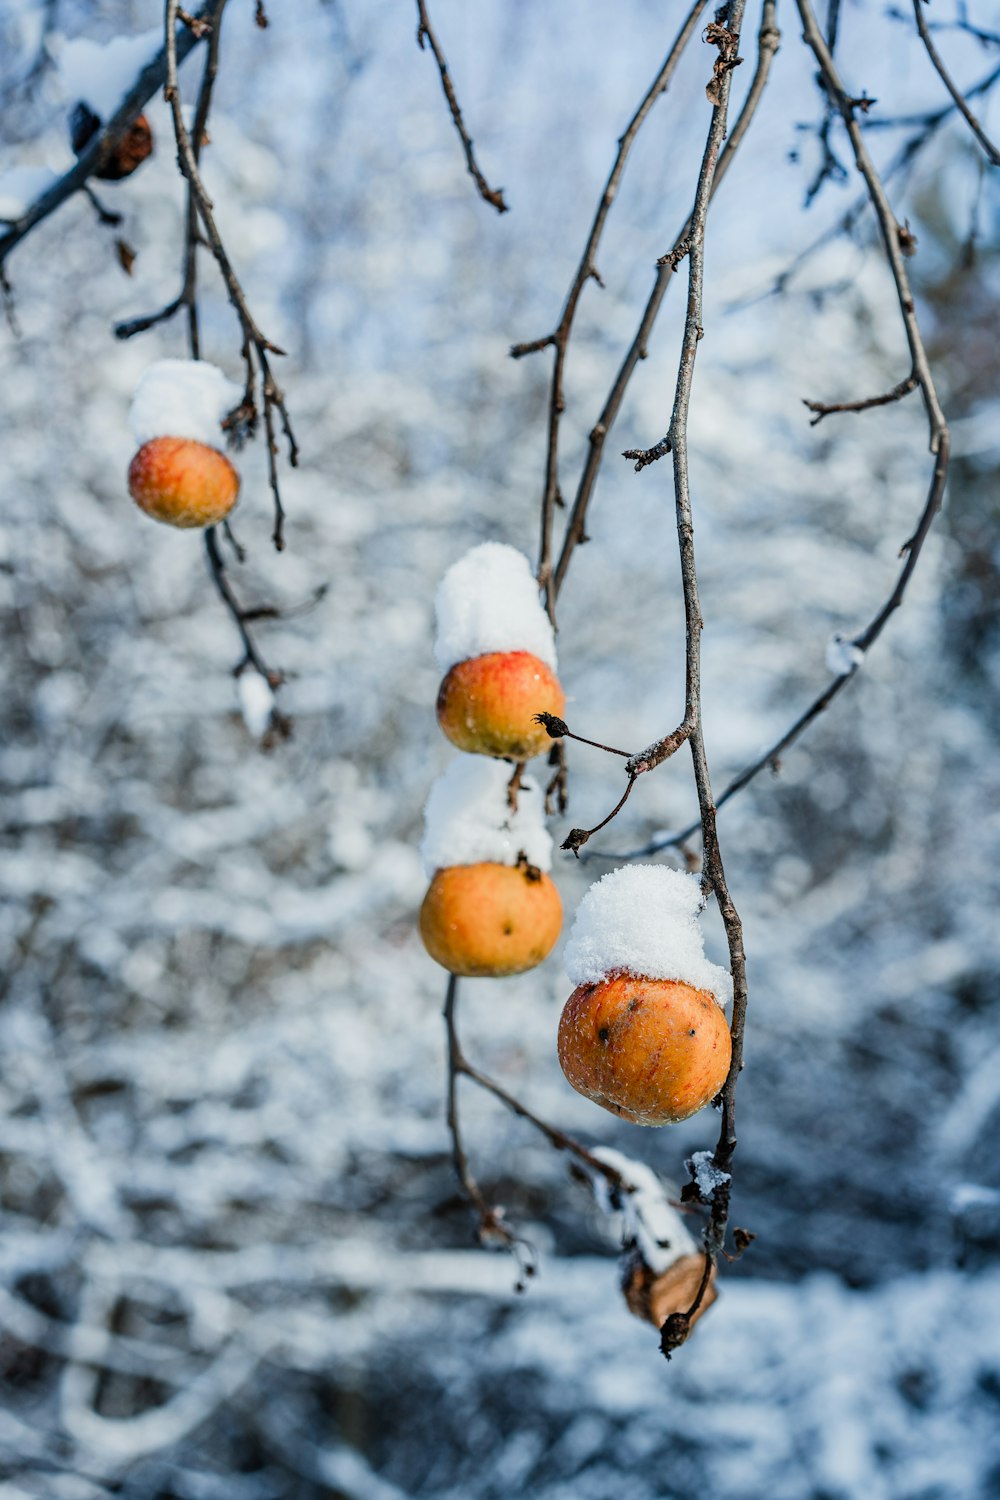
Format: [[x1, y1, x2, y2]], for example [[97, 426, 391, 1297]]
[[912, 0, 1000, 166], [415, 0, 507, 213]]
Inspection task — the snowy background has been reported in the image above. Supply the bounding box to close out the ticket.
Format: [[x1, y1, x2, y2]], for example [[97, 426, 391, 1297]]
[[1, 0, 1000, 1495]]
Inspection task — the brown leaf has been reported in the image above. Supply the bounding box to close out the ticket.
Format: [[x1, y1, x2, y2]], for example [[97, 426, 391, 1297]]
[[115, 239, 137, 276]]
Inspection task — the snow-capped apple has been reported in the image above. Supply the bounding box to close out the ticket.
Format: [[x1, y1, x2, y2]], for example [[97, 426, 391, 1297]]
[[436, 649, 565, 760], [419, 757, 561, 977], [433, 543, 565, 760], [128, 436, 240, 528], [558, 865, 733, 1126], [126, 360, 244, 529], [420, 860, 563, 977]]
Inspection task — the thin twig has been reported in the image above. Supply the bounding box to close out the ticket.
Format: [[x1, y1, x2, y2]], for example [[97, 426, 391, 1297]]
[[560, 776, 638, 857], [644, 3, 749, 1346], [551, 0, 781, 601], [442, 977, 535, 1286], [510, 0, 708, 618], [533, 712, 632, 759], [803, 370, 918, 424], [606, 0, 954, 873], [164, 0, 298, 552], [912, 0, 1000, 165], [117, 2, 223, 349], [414, 0, 507, 214]]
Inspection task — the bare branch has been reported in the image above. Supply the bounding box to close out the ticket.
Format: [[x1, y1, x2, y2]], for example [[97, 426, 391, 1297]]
[[604, 3, 953, 872], [644, 5, 750, 1330], [803, 370, 918, 424], [203, 528, 290, 738], [523, 0, 708, 619], [912, 0, 1000, 166], [164, 0, 298, 551], [414, 0, 508, 214], [443, 977, 535, 1288], [552, 0, 781, 600]]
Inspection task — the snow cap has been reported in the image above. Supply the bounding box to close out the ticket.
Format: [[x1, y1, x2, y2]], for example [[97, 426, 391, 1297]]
[[421, 756, 553, 875], [129, 360, 243, 450], [564, 864, 732, 1008], [433, 543, 557, 674], [56, 29, 162, 120]]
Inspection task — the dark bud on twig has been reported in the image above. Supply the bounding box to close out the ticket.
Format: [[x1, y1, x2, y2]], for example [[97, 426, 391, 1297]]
[[561, 828, 591, 857], [731, 1226, 756, 1257], [897, 220, 918, 257], [533, 712, 568, 739]]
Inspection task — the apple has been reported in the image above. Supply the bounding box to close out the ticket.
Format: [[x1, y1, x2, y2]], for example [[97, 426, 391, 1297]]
[[128, 436, 240, 529], [557, 972, 732, 1125], [420, 860, 563, 977], [436, 649, 565, 759]]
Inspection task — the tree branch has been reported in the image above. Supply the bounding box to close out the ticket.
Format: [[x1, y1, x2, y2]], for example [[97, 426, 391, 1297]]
[[551, 0, 781, 601], [604, 2, 953, 867], [517, 0, 708, 618], [415, 0, 507, 214], [912, 0, 1000, 166], [164, 0, 298, 552]]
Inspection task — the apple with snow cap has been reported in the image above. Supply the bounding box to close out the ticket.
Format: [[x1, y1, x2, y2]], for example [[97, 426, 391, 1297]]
[[433, 544, 566, 760], [418, 757, 562, 977], [558, 866, 732, 1125], [127, 360, 243, 529]]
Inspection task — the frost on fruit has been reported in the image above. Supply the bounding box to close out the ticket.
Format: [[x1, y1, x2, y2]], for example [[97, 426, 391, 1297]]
[[420, 755, 552, 875], [433, 542, 558, 674], [129, 359, 243, 450], [564, 864, 732, 1008]]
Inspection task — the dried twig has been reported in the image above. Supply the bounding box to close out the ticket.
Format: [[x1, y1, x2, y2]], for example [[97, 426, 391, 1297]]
[[803, 371, 919, 424], [415, 0, 507, 214]]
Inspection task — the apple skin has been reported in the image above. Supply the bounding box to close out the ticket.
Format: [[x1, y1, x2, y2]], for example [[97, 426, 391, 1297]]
[[436, 650, 565, 759], [128, 436, 240, 529], [420, 861, 563, 977], [557, 972, 731, 1125]]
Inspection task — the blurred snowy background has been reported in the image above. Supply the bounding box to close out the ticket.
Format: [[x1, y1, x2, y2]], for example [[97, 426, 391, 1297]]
[[1, 0, 999, 1495]]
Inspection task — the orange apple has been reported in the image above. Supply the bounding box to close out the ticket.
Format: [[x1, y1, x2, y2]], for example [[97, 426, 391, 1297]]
[[558, 972, 731, 1125], [420, 861, 563, 977], [128, 436, 239, 529], [436, 650, 565, 759]]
